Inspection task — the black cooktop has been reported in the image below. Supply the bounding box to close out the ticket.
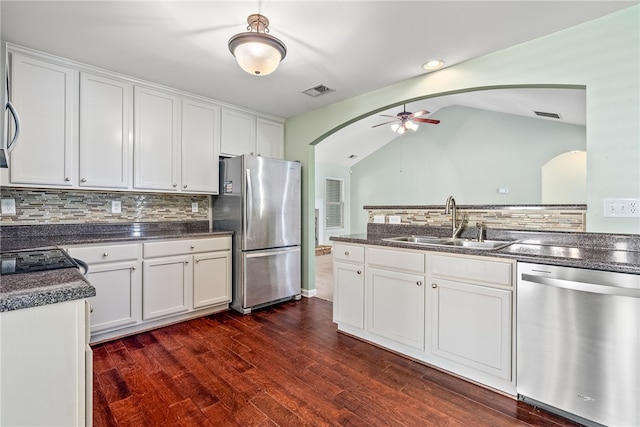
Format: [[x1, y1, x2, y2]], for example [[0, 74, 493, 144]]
[[1, 248, 79, 275]]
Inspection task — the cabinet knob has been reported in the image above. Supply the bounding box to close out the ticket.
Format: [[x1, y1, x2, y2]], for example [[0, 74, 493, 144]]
[[81, 178, 87, 182], [103, 252, 109, 257], [357, 270, 362, 275], [417, 281, 423, 286], [190, 245, 195, 249], [131, 266, 136, 271], [345, 251, 349, 256], [432, 283, 438, 289], [183, 184, 187, 189], [195, 259, 200, 263], [65, 177, 71, 182], [185, 260, 189, 264], [173, 183, 177, 187], [90, 304, 94, 313]]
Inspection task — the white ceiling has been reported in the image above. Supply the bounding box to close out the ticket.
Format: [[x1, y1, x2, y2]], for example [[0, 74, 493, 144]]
[[1, 1, 636, 121], [315, 87, 587, 167]]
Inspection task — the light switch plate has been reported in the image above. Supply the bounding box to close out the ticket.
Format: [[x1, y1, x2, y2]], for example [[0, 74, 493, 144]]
[[111, 200, 122, 214], [1, 199, 16, 215], [373, 215, 385, 224], [192, 202, 199, 213]]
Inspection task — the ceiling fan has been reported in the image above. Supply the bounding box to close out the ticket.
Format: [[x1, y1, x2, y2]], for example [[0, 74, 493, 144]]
[[372, 104, 440, 134]]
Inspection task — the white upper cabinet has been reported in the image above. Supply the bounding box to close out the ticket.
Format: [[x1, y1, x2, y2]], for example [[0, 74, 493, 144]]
[[256, 118, 284, 159], [79, 72, 132, 189], [133, 86, 181, 191], [220, 109, 285, 159], [181, 98, 220, 193], [9, 53, 77, 186], [220, 108, 255, 156]]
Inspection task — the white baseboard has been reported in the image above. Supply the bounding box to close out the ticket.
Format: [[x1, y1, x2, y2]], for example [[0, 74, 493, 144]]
[[301, 288, 318, 298]]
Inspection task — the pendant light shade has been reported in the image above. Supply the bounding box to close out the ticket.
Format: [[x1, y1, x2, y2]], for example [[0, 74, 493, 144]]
[[228, 14, 287, 76]]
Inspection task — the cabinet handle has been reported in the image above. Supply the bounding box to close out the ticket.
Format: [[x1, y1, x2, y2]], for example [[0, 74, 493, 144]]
[[345, 251, 349, 256], [417, 281, 422, 286], [432, 283, 438, 288], [81, 178, 87, 182], [357, 270, 362, 275], [103, 252, 109, 257], [64, 177, 71, 182]]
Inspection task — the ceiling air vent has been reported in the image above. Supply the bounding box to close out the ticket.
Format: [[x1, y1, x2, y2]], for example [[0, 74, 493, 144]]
[[302, 84, 333, 97], [534, 110, 561, 119]]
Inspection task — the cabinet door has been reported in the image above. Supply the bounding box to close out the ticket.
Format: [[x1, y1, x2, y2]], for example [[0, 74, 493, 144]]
[[193, 251, 231, 309], [79, 72, 132, 188], [85, 260, 141, 334], [256, 118, 284, 159], [9, 53, 77, 186], [142, 255, 191, 320], [430, 278, 512, 380], [333, 261, 365, 329], [220, 108, 255, 156], [367, 267, 425, 350], [134, 86, 181, 191], [181, 98, 220, 193]]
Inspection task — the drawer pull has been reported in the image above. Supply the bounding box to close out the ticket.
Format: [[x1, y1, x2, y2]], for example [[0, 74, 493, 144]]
[[345, 251, 349, 256], [185, 260, 189, 264], [65, 177, 71, 182], [190, 245, 195, 249], [195, 259, 200, 263], [131, 266, 136, 271], [183, 184, 187, 189], [81, 178, 87, 182], [357, 270, 362, 275], [103, 252, 109, 257], [432, 283, 438, 289], [417, 281, 422, 286]]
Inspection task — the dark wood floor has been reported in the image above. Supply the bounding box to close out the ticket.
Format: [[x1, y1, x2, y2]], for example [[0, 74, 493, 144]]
[[92, 297, 581, 427]]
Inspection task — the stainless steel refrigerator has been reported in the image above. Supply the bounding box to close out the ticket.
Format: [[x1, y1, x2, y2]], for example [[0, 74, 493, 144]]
[[213, 155, 301, 313]]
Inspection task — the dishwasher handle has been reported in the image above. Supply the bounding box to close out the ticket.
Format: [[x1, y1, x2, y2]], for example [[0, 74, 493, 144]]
[[521, 273, 640, 298]]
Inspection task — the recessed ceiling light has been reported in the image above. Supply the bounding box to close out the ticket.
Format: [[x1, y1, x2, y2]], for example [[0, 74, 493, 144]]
[[422, 60, 444, 71]]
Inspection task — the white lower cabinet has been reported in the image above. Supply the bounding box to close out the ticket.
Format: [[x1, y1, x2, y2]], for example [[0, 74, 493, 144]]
[[367, 267, 425, 350], [331, 242, 516, 395], [65, 235, 231, 342], [143, 254, 192, 320], [332, 244, 365, 330], [66, 243, 142, 335]]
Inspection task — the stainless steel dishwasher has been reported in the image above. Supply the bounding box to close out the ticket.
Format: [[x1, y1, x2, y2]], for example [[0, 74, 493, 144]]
[[517, 262, 639, 427]]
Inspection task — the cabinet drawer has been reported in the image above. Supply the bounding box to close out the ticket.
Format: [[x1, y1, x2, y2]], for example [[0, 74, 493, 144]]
[[367, 247, 425, 274], [333, 244, 364, 263], [144, 236, 231, 258], [66, 243, 141, 264], [431, 254, 513, 287]]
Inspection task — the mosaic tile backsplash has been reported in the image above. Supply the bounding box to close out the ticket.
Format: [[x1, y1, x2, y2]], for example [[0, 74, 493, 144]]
[[366, 205, 587, 232], [0, 188, 209, 225]]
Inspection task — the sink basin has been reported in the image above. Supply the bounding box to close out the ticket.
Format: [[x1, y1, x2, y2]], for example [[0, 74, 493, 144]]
[[383, 236, 515, 250], [383, 235, 450, 244]]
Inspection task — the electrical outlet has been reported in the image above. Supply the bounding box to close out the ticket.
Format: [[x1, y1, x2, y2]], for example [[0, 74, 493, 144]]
[[604, 198, 640, 217], [1, 199, 16, 215], [388, 215, 402, 224], [373, 215, 385, 224], [111, 200, 122, 214], [192, 202, 199, 213]]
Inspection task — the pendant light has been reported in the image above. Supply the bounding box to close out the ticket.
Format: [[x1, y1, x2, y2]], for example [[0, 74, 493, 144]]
[[228, 14, 287, 76]]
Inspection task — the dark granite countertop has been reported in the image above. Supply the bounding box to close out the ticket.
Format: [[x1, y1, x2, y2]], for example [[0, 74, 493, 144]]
[[0, 221, 233, 312], [331, 224, 640, 275], [1, 265, 96, 312]]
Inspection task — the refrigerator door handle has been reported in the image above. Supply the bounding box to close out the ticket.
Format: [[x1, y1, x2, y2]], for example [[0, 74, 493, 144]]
[[245, 247, 300, 259], [245, 168, 253, 240]]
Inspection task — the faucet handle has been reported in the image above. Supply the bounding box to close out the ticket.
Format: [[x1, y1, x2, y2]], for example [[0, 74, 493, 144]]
[[475, 222, 485, 242]]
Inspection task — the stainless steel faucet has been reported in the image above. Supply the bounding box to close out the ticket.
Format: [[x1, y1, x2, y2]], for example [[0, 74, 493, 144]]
[[444, 196, 465, 238]]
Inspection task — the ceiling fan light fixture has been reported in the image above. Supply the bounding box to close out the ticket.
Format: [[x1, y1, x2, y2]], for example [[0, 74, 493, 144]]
[[422, 59, 444, 71], [228, 14, 287, 76]]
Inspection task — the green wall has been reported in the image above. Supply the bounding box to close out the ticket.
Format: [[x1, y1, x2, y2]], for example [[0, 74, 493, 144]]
[[285, 6, 640, 292], [349, 106, 586, 234]]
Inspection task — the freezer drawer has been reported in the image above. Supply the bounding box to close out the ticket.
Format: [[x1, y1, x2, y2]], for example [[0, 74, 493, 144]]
[[240, 246, 300, 310]]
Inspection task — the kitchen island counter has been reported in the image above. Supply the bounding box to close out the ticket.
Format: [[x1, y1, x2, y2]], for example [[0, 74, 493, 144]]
[[331, 225, 640, 275]]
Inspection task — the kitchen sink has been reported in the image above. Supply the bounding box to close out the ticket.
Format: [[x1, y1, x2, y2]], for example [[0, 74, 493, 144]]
[[383, 235, 516, 250]]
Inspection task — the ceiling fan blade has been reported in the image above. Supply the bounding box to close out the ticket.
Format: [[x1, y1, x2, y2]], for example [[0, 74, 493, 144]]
[[379, 114, 399, 118], [413, 118, 441, 124], [372, 120, 398, 128], [409, 110, 430, 119]]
